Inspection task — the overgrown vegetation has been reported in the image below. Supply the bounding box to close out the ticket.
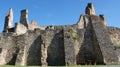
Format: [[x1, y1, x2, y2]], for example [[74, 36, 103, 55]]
[[73, 35, 80, 41], [68, 28, 81, 41], [114, 45, 120, 49]]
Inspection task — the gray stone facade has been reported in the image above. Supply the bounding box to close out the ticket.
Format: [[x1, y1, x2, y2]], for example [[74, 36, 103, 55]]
[[0, 3, 120, 66]]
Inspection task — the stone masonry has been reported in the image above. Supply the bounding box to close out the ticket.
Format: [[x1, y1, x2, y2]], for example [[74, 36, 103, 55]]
[[3, 8, 13, 32], [20, 9, 29, 28], [0, 3, 120, 66], [85, 3, 96, 15]]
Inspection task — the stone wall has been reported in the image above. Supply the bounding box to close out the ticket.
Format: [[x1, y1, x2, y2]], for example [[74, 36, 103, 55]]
[[76, 15, 96, 65], [92, 20, 118, 64], [0, 2, 120, 66], [0, 33, 17, 65], [0, 18, 120, 66], [108, 27, 120, 46], [64, 27, 77, 65], [108, 27, 120, 64], [14, 23, 27, 35], [41, 29, 65, 66]]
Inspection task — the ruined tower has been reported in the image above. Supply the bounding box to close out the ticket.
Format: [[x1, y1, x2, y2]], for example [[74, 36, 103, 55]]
[[99, 14, 107, 26], [3, 8, 13, 32], [20, 9, 29, 28], [85, 3, 96, 15], [9, 8, 13, 28]]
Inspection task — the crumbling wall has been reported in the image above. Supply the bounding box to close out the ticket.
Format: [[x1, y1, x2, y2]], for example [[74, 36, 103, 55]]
[[92, 19, 118, 64], [77, 15, 97, 65], [24, 30, 41, 66], [0, 33, 17, 65], [63, 28, 85, 65], [15, 33, 29, 66], [108, 27, 120, 64], [75, 29, 85, 65], [108, 27, 120, 46], [63, 27, 77, 65], [14, 23, 27, 35], [41, 28, 65, 66]]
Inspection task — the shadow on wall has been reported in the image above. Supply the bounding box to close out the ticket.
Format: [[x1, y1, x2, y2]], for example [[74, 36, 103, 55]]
[[47, 30, 65, 66], [76, 19, 104, 65], [91, 21, 105, 65], [7, 47, 19, 65], [27, 35, 41, 66]]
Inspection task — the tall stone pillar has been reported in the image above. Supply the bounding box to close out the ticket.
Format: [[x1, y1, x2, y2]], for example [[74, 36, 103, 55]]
[[99, 14, 107, 26], [20, 9, 29, 28], [40, 34, 48, 66], [15, 46, 28, 66], [3, 8, 13, 32], [8, 8, 13, 28], [41, 43, 48, 66], [3, 14, 9, 32]]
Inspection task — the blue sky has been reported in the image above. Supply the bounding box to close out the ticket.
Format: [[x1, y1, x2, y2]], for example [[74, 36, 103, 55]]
[[0, 0, 120, 32]]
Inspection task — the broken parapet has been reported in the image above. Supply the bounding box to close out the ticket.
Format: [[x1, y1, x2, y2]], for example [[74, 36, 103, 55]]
[[45, 25, 54, 30], [77, 3, 96, 29], [3, 8, 13, 32], [77, 14, 107, 29], [14, 23, 27, 35], [31, 20, 37, 26], [77, 14, 85, 29], [28, 20, 39, 30], [99, 14, 107, 26], [20, 9, 29, 28], [3, 8, 48, 34], [14, 9, 29, 35], [85, 3, 96, 15]]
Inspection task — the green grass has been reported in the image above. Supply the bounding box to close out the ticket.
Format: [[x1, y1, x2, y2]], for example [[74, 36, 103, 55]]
[[114, 45, 120, 49], [0, 65, 119, 67], [72, 35, 80, 41], [0, 65, 92, 67]]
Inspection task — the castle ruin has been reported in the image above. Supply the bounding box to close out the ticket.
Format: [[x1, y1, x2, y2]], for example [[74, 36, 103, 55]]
[[0, 3, 120, 66]]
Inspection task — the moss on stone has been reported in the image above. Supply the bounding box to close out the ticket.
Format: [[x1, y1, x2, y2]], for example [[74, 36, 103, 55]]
[[72, 35, 80, 41], [114, 45, 120, 49]]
